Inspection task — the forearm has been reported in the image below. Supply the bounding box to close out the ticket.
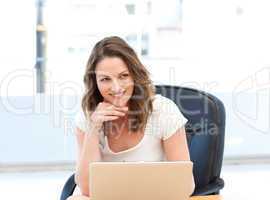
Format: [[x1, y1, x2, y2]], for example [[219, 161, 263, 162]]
[[76, 128, 102, 196]]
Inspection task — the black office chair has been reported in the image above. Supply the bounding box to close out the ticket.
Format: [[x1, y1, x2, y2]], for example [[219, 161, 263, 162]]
[[60, 85, 226, 200]]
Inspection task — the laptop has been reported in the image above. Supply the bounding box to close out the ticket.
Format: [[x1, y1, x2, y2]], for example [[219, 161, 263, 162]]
[[89, 161, 193, 200]]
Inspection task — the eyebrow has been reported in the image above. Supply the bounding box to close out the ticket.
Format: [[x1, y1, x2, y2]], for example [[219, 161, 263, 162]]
[[96, 70, 129, 77]]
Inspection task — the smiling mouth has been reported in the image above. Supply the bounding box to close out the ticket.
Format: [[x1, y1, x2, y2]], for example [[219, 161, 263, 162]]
[[111, 91, 126, 97]]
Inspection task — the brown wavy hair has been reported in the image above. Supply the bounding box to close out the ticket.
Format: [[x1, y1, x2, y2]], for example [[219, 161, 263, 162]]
[[81, 36, 155, 132]]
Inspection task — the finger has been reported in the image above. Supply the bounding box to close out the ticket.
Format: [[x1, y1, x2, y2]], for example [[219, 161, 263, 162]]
[[115, 106, 129, 112], [105, 104, 128, 112], [103, 115, 120, 121], [100, 110, 126, 116]]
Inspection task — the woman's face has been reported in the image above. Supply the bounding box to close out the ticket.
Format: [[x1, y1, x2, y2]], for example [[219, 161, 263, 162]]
[[95, 57, 134, 107]]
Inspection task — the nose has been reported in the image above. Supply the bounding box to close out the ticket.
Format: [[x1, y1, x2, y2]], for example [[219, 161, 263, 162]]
[[111, 79, 124, 93]]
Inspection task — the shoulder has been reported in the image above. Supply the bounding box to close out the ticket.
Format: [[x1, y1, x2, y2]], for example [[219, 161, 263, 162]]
[[149, 94, 188, 140], [152, 94, 180, 114], [74, 107, 91, 133]]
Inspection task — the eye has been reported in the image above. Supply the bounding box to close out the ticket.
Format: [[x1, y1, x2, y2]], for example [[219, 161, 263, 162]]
[[120, 73, 129, 79], [100, 77, 110, 82]]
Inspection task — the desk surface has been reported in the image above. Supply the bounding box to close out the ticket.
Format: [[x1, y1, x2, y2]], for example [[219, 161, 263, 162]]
[[190, 195, 221, 200], [74, 195, 221, 200]]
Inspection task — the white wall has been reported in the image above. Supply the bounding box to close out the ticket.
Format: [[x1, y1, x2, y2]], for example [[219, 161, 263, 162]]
[[182, 0, 270, 92]]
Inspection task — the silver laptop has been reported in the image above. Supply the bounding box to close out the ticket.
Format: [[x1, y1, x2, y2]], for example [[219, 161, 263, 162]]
[[89, 161, 193, 200]]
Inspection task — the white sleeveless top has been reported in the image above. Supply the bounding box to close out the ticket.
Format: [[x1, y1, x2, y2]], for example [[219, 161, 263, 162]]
[[75, 94, 188, 162]]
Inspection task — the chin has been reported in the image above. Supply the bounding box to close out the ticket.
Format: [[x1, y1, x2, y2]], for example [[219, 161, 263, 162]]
[[111, 99, 129, 107], [106, 96, 130, 107]]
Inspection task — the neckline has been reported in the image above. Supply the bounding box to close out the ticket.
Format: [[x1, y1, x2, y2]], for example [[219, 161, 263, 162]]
[[104, 133, 146, 155]]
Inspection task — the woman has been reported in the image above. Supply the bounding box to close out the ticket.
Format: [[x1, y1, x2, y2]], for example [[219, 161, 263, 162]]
[[68, 36, 195, 199]]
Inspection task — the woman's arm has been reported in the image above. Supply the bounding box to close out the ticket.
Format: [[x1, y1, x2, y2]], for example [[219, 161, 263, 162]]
[[75, 127, 102, 197], [162, 127, 195, 195], [162, 127, 190, 161], [74, 102, 128, 196]]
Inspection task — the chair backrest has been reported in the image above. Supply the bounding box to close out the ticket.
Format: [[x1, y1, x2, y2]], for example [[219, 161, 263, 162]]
[[155, 85, 226, 195]]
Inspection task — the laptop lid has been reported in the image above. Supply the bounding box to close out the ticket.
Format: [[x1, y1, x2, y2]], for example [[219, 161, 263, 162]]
[[89, 161, 193, 200]]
